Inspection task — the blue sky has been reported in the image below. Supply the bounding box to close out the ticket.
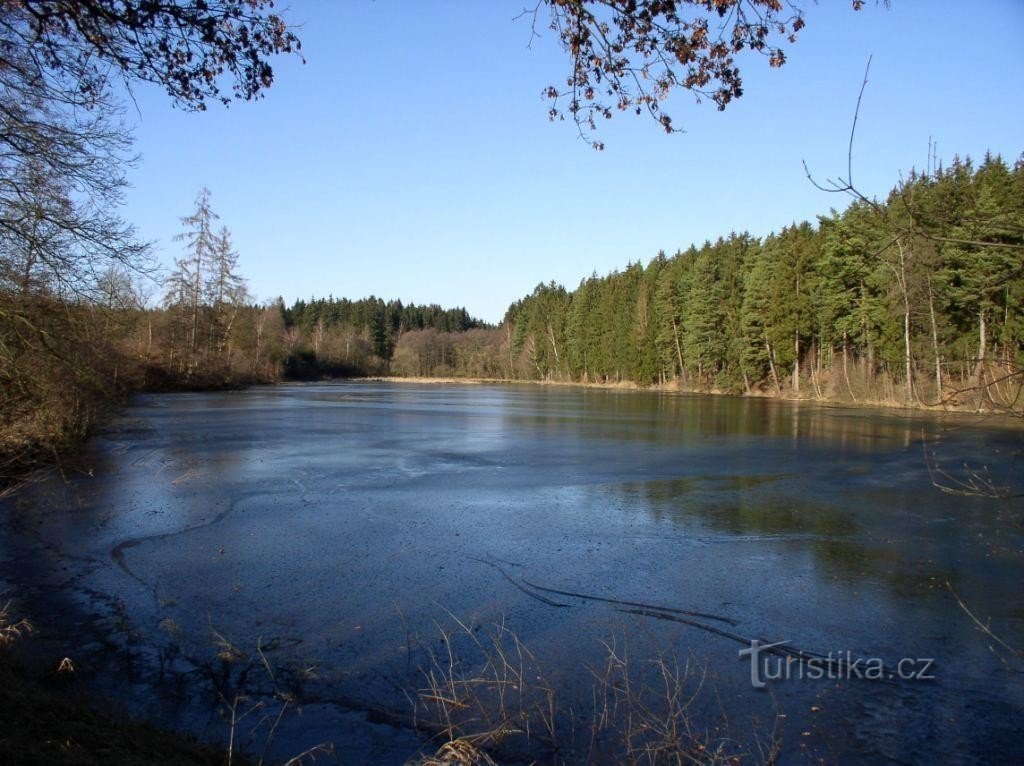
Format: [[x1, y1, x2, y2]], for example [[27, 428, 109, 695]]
[[119, 1, 1024, 324]]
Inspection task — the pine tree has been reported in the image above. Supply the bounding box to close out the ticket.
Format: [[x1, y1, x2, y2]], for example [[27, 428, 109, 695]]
[[942, 154, 1024, 399]]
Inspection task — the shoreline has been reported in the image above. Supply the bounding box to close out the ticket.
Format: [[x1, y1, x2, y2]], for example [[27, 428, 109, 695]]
[[351, 375, 1024, 423]]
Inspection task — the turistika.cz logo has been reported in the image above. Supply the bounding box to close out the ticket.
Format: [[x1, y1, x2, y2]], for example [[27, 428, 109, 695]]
[[738, 639, 935, 689]]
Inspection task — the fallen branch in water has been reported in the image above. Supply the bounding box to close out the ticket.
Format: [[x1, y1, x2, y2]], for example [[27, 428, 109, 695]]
[[469, 558, 571, 608], [521, 577, 739, 626], [947, 582, 1023, 668], [474, 557, 897, 684], [473, 556, 739, 622]]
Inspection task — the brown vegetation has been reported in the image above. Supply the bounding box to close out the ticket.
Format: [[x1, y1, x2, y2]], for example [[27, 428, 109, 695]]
[[409, 615, 779, 765]]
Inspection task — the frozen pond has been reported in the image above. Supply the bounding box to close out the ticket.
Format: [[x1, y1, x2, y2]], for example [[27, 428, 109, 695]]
[[2, 382, 1023, 763]]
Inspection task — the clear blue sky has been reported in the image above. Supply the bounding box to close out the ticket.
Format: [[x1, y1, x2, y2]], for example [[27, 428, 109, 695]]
[[119, 1, 1024, 324]]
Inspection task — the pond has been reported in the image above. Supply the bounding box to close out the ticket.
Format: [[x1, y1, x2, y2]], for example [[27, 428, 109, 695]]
[[2, 382, 1022, 763]]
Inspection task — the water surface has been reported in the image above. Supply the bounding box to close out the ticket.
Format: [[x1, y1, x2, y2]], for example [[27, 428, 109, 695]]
[[2, 382, 1022, 763]]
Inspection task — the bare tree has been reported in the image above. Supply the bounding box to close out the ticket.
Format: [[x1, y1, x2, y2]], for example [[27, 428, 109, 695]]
[[167, 188, 217, 372], [164, 191, 249, 375]]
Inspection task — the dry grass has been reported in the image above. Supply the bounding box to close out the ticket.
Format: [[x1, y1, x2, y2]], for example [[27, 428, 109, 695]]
[[413, 738, 499, 766], [188, 624, 332, 766], [0, 599, 33, 647], [410, 614, 557, 759], [409, 615, 779, 765]]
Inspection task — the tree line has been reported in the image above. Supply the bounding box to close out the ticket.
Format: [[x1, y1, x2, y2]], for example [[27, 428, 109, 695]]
[[284, 296, 484, 370], [98, 188, 488, 384], [390, 152, 1023, 409], [145, 151, 1020, 407]]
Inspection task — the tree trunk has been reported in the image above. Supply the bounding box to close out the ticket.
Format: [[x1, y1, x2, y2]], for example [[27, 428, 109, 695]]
[[893, 239, 913, 403], [927, 277, 941, 400], [505, 323, 514, 379], [809, 342, 822, 399], [547, 324, 560, 365], [223, 306, 239, 368], [793, 331, 800, 394], [842, 332, 856, 402], [670, 314, 684, 379], [1004, 287, 1011, 365], [904, 307, 913, 403], [189, 248, 203, 371], [765, 334, 782, 395], [974, 307, 987, 406]]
